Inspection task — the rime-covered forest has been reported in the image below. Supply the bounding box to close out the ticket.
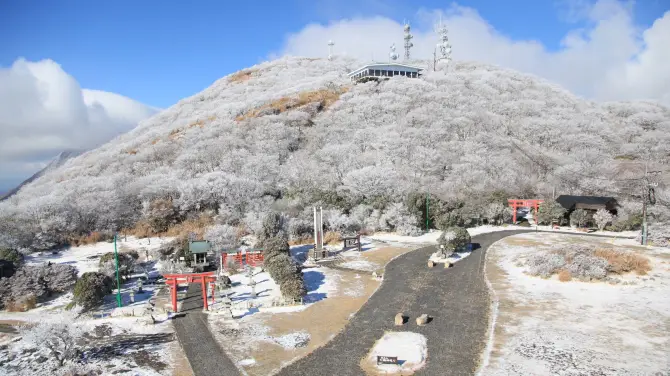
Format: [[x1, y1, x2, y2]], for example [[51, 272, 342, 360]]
[[1, 56, 669, 251]]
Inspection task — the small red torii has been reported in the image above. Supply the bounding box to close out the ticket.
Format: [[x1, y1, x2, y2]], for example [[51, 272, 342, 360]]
[[164, 272, 217, 312], [508, 199, 544, 224]]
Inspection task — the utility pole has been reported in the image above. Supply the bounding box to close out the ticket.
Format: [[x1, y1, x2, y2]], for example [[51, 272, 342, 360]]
[[114, 233, 122, 307], [425, 193, 430, 231]]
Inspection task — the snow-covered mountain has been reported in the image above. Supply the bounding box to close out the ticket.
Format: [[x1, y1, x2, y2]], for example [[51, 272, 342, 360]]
[[0, 150, 84, 201], [1, 56, 668, 251]]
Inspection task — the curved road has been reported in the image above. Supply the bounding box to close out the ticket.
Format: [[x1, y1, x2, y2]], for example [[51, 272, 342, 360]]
[[277, 230, 530, 376]]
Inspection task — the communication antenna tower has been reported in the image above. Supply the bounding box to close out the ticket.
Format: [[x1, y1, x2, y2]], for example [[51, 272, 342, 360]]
[[435, 16, 452, 73], [327, 40, 335, 61], [389, 43, 399, 62], [403, 21, 414, 60]]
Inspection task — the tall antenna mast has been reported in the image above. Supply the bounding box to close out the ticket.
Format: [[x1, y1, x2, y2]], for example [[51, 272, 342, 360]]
[[435, 16, 452, 73], [327, 40, 335, 61], [403, 21, 413, 60]]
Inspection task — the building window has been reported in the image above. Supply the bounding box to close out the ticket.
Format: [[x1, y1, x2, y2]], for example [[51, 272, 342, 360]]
[[368, 69, 373, 75], [395, 71, 399, 76], [400, 71, 406, 76], [375, 70, 380, 76]]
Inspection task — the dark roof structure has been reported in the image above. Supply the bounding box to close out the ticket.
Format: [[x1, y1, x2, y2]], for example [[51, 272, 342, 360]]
[[555, 195, 618, 211]]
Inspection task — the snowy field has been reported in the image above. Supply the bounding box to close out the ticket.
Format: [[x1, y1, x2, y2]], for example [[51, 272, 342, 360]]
[[480, 233, 670, 375], [0, 236, 178, 375], [361, 331, 428, 374], [24, 236, 174, 277], [369, 225, 638, 246]]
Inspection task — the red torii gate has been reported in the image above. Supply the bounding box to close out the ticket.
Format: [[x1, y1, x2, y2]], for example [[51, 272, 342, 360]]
[[508, 199, 544, 224], [164, 272, 217, 312]]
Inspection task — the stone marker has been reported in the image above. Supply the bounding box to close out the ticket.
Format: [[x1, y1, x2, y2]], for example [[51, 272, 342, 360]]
[[416, 313, 429, 326], [428, 261, 435, 268], [394, 312, 405, 326], [444, 262, 451, 269]]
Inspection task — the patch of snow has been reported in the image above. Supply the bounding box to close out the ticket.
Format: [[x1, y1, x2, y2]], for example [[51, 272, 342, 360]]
[[366, 331, 427, 373], [24, 236, 173, 277], [480, 233, 670, 375], [429, 250, 472, 265], [369, 226, 637, 246], [273, 331, 310, 349], [338, 260, 379, 271], [238, 358, 256, 366]]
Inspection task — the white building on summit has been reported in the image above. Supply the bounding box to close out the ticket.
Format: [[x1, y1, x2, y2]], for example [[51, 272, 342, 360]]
[[347, 63, 423, 82]]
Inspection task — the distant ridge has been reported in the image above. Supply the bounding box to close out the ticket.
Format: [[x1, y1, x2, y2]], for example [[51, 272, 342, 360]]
[[0, 150, 84, 201]]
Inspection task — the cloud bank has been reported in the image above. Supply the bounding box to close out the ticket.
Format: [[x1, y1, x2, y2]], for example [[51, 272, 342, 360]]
[[0, 58, 159, 191], [281, 0, 670, 106]]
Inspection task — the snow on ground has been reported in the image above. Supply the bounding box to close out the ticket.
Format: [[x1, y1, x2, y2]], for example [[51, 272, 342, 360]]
[[1, 236, 177, 375], [338, 259, 379, 271], [429, 250, 472, 265], [364, 331, 427, 374], [209, 265, 341, 317], [369, 225, 637, 246], [480, 233, 670, 375], [24, 236, 173, 277]]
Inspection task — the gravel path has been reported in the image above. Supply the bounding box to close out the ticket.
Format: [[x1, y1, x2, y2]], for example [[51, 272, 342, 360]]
[[277, 231, 530, 376], [172, 283, 240, 376]]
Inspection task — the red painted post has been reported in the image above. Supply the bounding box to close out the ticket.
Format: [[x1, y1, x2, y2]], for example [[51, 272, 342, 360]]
[[210, 280, 215, 304], [512, 201, 517, 223], [201, 278, 208, 311], [170, 279, 177, 312]]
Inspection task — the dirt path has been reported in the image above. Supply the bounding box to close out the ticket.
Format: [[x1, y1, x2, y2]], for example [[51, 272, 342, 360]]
[[277, 231, 530, 376], [172, 283, 239, 376]]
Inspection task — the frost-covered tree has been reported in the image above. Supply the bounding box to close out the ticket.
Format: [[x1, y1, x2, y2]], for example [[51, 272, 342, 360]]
[[0, 56, 669, 252], [20, 313, 85, 367], [593, 208, 615, 231], [380, 203, 422, 236], [99, 252, 136, 279], [569, 209, 589, 228], [204, 224, 238, 251], [484, 203, 506, 225], [536, 202, 567, 225], [256, 212, 288, 247], [1, 263, 78, 305]]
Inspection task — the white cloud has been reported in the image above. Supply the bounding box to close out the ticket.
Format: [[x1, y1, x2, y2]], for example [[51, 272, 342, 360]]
[[0, 58, 159, 190], [280, 0, 670, 106]]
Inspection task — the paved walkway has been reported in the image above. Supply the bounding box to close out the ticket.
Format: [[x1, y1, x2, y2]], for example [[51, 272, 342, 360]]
[[172, 283, 240, 376], [278, 231, 530, 376]]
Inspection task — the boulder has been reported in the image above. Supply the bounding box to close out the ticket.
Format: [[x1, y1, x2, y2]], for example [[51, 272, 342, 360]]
[[394, 313, 405, 326], [416, 314, 429, 326], [427, 261, 435, 268]]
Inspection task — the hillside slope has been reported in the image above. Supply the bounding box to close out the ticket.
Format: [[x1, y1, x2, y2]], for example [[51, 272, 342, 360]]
[[0, 150, 83, 202], [1, 56, 669, 251]]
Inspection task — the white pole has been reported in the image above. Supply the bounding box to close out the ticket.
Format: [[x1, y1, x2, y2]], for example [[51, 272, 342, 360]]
[[313, 207, 318, 250]]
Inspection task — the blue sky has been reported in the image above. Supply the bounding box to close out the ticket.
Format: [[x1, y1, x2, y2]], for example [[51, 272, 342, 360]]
[[2, 0, 666, 109]]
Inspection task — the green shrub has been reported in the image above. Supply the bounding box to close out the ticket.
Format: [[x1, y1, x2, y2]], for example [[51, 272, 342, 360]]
[[536, 202, 567, 225], [72, 272, 113, 310], [449, 227, 471, 250], [99, 252, 136, 279], [0, 247, 23, 267], [607, 213, 643, 232], [262, 236, 306, 300]]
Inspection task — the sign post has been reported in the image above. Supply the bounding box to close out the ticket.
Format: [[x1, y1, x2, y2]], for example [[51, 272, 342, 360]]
[[377, 356, 398, 365], [342, 235, 362, 252]]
